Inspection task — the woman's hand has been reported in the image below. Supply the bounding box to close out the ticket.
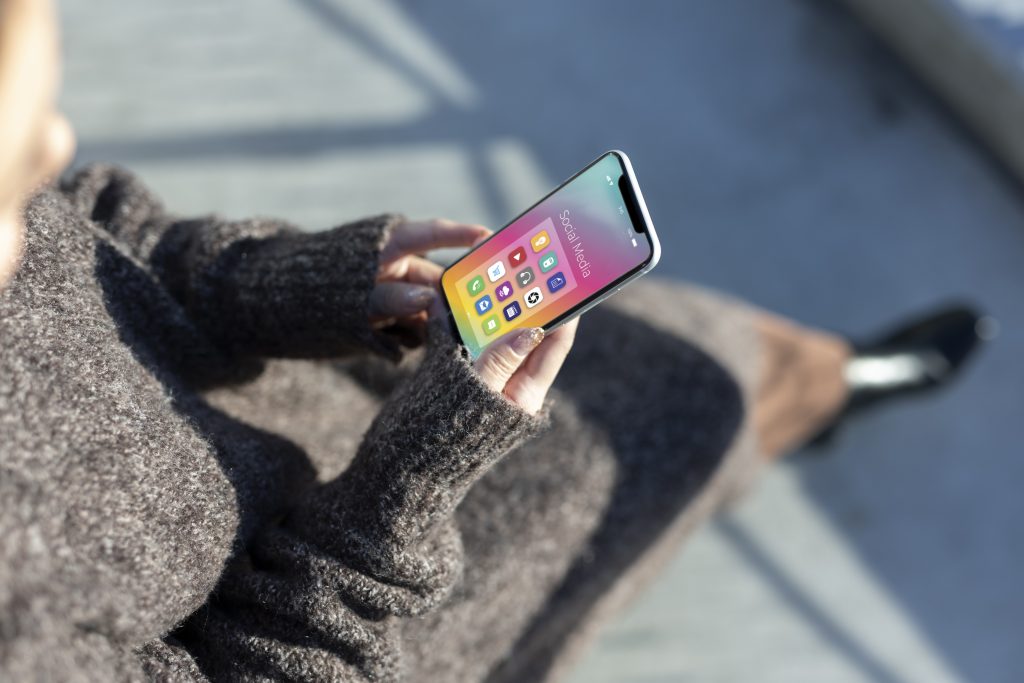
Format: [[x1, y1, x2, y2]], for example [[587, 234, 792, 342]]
[[370, 218, 490, 345], [375, 217, 578, 414], [472, 320, 579, 415]]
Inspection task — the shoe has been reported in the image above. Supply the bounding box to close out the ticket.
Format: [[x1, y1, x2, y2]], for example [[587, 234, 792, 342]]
[[809, 304, 994, 447]]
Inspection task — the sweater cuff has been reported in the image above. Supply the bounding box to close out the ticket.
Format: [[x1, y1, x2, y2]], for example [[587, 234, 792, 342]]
[[292, 318, 548, 579], [188, 214, 404, 360]]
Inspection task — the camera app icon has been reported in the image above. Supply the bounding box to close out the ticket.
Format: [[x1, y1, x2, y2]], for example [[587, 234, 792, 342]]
[[524, 287, 543, 309]]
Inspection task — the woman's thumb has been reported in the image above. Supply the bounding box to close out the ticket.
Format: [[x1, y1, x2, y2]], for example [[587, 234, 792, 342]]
[[473, 327, 544, 394]]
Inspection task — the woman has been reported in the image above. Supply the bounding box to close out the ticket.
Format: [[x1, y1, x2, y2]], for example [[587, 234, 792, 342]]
[[0, 0, 984, 680]]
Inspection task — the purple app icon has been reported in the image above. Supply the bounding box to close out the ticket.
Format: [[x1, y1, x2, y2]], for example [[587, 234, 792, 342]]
[[495, 280, 513, 302], [546, 271, 566, 293]]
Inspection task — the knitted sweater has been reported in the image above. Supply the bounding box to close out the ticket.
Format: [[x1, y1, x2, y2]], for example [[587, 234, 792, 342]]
[[0, 166, 750, 682]]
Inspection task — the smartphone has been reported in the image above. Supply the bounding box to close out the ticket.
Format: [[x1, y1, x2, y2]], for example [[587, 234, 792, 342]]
[[441, 150, 661, 357]]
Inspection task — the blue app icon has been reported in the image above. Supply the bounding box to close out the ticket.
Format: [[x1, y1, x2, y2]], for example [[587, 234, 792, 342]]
[[546, 272, 566, 293], [475, 295, 493, 315], [503, 301, 521, 321]]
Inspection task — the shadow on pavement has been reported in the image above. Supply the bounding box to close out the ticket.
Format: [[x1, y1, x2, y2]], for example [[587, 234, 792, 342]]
[[74, 1, 1024, 681]]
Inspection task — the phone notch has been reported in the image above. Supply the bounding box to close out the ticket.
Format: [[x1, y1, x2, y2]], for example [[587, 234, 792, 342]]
[[618, 174, 647, 233]]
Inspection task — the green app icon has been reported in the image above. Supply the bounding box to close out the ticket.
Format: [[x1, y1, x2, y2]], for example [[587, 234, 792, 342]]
[[539, 251, 558, 273], [482, 314, 501, 336], [467, 275, 485, 297]]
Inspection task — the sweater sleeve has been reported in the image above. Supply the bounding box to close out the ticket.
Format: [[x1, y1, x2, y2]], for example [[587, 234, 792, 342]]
[[60, 164, 404, 360], [180, 320, 548, 681]]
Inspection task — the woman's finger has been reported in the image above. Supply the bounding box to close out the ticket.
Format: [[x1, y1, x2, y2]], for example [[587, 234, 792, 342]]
[[402, 256, 444, 285], [377, 254, 444, 285], [473, 327, 545, 400], [503, 318, 579, 414], [368, 281, 436, 320], [382, 219, 490, 261], [427, 292, 448, 320], [373, 311, 429, 348]]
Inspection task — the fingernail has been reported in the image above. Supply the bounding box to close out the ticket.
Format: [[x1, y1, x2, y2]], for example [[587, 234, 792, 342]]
[[407, 286, 436, 307], [511, 327, 544, 356]]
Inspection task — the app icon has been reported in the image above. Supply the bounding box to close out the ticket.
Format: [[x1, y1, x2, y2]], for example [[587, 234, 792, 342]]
[[530, 230, 551, 252], [539, 250, 558, 273], [508, 246, 527, 268], [516, 267, 535, 288], [482, 314, 500, 335], [524, 286, 543, 309], [467, 275, 485, 297], [474, 295, 493, 315], [546, 271, 566, 293], [487, 260, 506, 282], [503, 301, 521, 321], [495, 280, 513, 301]]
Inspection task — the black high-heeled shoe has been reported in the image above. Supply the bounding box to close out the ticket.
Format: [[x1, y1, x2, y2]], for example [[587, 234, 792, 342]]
[[809, 304, 994, 447]]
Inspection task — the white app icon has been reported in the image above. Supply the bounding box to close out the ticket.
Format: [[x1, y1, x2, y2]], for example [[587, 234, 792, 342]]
[[487, 260, 506, 282], [524, 286, 543, 309]]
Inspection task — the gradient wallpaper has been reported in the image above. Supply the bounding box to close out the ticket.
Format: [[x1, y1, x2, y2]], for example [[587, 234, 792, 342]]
[[442, 153, 653, 356]]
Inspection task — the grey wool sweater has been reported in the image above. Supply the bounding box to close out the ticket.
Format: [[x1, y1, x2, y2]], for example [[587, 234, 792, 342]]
[[0, 165, 756, 682]]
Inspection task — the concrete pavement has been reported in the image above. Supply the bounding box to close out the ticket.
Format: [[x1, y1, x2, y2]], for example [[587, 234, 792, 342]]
[[60, 1, 1024, 680]]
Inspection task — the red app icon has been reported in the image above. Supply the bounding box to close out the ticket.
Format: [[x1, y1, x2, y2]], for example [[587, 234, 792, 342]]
[[508, 246, 527, 268]]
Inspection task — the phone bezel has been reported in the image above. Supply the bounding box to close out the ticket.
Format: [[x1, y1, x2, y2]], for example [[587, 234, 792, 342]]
[[441, 150, 661, 349]]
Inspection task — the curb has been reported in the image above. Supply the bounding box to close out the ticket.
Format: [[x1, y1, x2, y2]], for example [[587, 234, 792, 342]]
[[839, 0, 1024, 182]]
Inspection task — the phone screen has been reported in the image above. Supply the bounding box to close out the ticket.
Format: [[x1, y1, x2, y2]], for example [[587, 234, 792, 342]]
[[441, 152, 654, 356]]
